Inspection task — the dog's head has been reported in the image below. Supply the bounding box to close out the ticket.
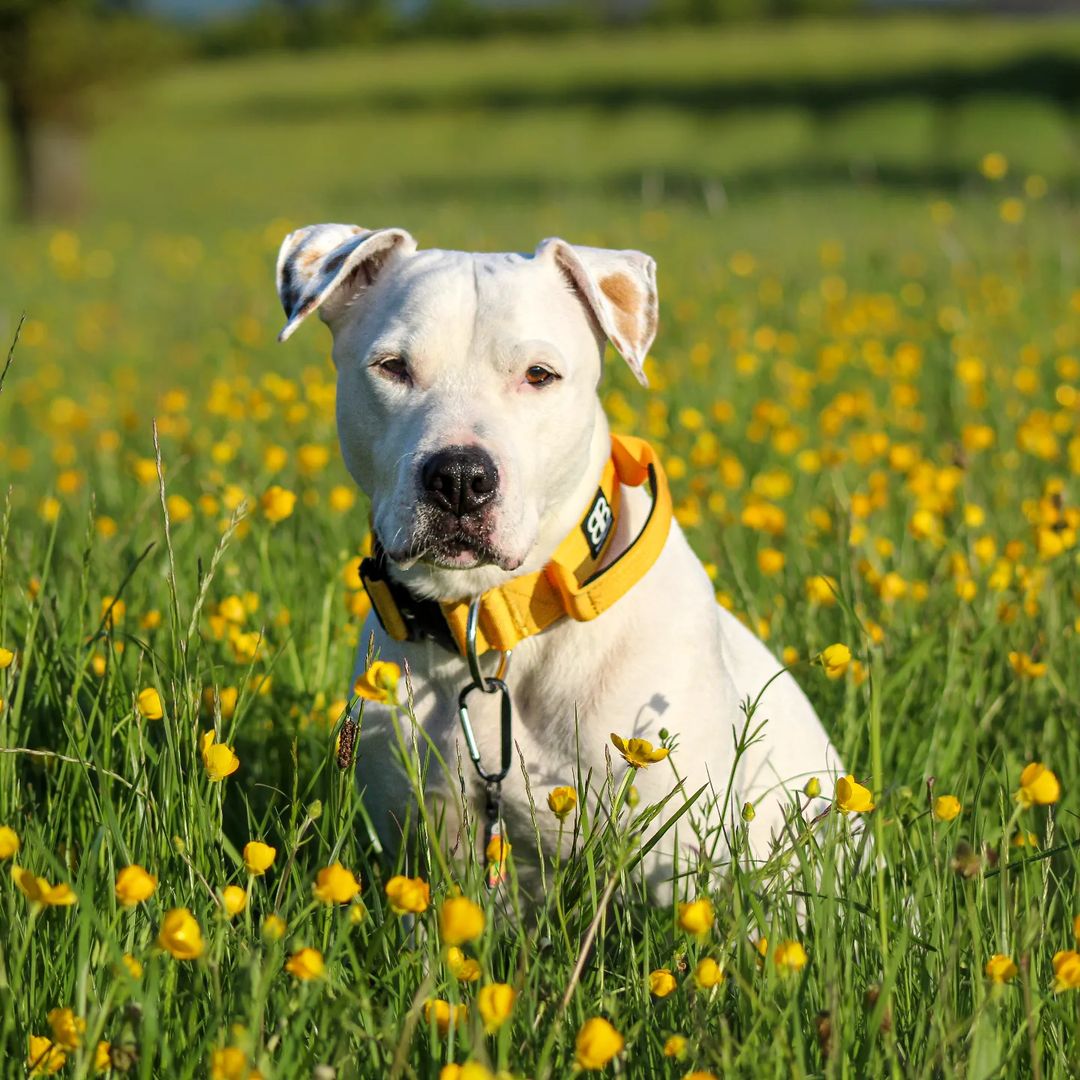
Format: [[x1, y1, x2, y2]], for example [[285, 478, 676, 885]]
[[276, 224, 657, 598]]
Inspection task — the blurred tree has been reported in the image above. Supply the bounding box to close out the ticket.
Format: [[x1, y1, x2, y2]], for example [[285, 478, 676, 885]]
[[0, 0, 173, 221]]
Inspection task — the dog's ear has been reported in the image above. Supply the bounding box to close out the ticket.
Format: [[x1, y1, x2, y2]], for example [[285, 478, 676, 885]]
[[536, 238, 658, 387], [276, 223, 416, 342]]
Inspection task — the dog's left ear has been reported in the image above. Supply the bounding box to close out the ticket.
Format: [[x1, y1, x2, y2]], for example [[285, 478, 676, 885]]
[[276, 223, 417, 342], [536, 238, 658, 387]]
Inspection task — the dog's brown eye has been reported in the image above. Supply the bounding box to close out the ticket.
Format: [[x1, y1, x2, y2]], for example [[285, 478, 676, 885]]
[[375, 356, 410, 383], [525, 365, 558, 388]]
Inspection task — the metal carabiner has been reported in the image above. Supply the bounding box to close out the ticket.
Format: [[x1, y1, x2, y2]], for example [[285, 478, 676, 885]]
[[463, 599, 512, 691], [458, 676, 513, 785]]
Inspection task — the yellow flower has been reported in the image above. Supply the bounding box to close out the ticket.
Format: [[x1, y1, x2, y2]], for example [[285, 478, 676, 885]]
[[260, 485, 296, 523], [477, 982, 515, 1033], [574, 1017, 624, 1071], [243, 841, 277, 875], [0, 646, 14, 668], [385, 874, 430, 915], [1053, 950, 1080, 992], [835, 775, 875, 814], [210, 1047, 251, 1080], [95, 1041, 112, 1072], [757, 547, 785, 575], [1015, 762, 1060, 808], [424, 999, 467, 1035], [933, 795, 962, 822], [649, 968, 678, 997], [980, 151, 1008, 180], [774, 939, 808, 973], [312, 863, 362, 905], [201, 731, 240, 781], [222, 885, 247, 917], [820, 643, 851, 679], [677, 897, 715, 937], [115, 864, 157, 906], [47, 1007, 85, 1049], [985, 954, 1018, 984], [439, 895, 485, 946], [0, 825, 20, 859], [353, 660, 400, 704], [610, 732, 669, 768], [693, 957, 725, 989], [439, 1065, 495, 1080], [285, 946, 325, 981], [663, 1034, 688, 1059], [136, 687, 163, 720], [546, 785, 577, 820], [13, 866, 77, 907], [27, 1035, 65, 1076], [805, 574, 839, 606], [262, 914, 287, 942], [158, 907, 205, 960], [121, 954, 143, 980], [445, 946, 481, 982], [1009, 651, 1047, 679]]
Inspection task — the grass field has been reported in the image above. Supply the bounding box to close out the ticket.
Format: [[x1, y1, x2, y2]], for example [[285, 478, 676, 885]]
[[1, 14, 1080, 1078]]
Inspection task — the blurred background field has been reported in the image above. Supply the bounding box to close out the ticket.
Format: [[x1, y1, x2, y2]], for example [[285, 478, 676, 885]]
[[2, 2, 1080, 1076]]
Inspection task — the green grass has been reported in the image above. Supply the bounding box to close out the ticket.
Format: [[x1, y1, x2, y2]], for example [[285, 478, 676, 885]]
[[1, 14, 1080, 1078]]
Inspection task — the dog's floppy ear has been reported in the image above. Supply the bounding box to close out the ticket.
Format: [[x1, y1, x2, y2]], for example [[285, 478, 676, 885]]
[[276, 223, 416, 342], [536, 238, 658, 387]]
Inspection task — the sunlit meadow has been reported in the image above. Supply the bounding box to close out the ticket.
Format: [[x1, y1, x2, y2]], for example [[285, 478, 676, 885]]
[[1, 17, 1079, 1079]]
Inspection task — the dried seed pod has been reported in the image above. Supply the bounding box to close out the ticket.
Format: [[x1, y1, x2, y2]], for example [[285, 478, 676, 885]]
[[336, 717, 357, 770]]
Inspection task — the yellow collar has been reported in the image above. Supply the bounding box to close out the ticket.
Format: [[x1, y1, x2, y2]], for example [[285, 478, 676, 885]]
[[360, 434, 672, 657]]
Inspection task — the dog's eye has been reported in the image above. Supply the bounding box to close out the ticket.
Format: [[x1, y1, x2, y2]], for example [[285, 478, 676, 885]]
[[524, 365, 559, 388], [374, 356, 410, 384]]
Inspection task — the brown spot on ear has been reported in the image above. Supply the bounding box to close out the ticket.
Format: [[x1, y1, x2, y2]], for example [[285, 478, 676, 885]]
[[599, 272, 639, 313], [300, 246, 324, 269], [600, 273, 643, 350]]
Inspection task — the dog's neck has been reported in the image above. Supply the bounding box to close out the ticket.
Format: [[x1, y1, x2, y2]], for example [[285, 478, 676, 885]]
[[386, 408, 613, 603]]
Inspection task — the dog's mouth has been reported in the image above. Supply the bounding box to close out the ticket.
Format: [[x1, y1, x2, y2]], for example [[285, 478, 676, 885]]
[[379, 515, 518, 572]]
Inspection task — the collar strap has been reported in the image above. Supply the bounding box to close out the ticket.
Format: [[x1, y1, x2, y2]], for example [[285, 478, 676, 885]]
[[359, 434, 672, 658]]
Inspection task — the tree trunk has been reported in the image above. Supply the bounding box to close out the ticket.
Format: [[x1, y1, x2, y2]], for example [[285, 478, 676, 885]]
[[7, 96, 87, 222]]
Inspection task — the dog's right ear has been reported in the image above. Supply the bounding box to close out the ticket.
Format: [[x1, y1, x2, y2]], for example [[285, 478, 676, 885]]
[[276, 223, 416, 342]]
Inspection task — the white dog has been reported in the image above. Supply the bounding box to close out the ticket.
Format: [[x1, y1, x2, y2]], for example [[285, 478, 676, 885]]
[[276, 223, 842, 897]]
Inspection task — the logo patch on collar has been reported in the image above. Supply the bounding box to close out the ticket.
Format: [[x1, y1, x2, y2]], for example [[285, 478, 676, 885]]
[[581, 488, 614, 558]]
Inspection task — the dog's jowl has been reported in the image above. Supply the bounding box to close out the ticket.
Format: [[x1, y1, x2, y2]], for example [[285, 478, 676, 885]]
[[276, 223, 842, 899]]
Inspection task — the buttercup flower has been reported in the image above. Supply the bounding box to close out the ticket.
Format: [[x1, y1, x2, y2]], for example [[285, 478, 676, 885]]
[[210, 1047, 251, 1080], [385, 874, 430, 915], [286, 947, 325, 981], [439, 1065, 494, 1080], [115, 864, 157, 906], [222, 885, 247, 916], [677, 897, 714, 937], [547, 785, 577, 820], [663, 1034, 688, 1059], [312, 863, 362, 904], [1015, 762, 1060, 807], [424, 999, 466, 1035], [985, 954, 1018, 984], [835, 775, 875, 814], [95, 1041, 112, 1072], [933, 795, 962, 822], [649, 968, 678, 997], [27, 1035, 65, 1076], [158, 907, 205, 960], [262, 914, 287, 941], [0, 825, 20, 858], [693, 957, 725, 989], [439, 895, 485, 946], [0, 646, 13, 668], [201, 731, 240, 781], [13, 866, 77, 907], [137, 687, 163, 720], [260, 485, 296, 523], [610, 732, 669, 768], [1053, 950, 1080, 992], [774, 939, 808, 973], [121, 954, 143, 979], [353, 660, 400, 704], [1009, 651, 1047, 679], [477, 982, 515, 1033], [803, 777, 821, 799], [575, 1017, 624, 1070], [445, 946, 481, 982], [243, 841, 276, 875], [820, 643, 851, 679], [47, 1007, 85, 1049]]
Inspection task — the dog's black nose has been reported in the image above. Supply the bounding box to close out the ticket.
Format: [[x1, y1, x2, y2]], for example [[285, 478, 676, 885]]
[[421, 446, 498, 516]]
